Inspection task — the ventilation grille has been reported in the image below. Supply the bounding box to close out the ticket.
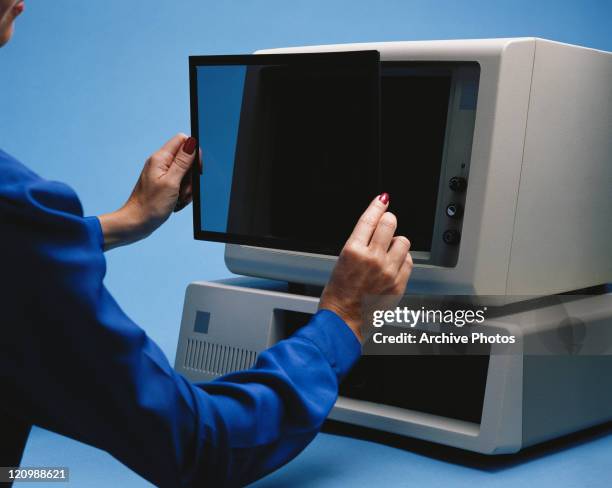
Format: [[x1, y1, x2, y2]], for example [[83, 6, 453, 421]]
[[184, 338, 258, 376]]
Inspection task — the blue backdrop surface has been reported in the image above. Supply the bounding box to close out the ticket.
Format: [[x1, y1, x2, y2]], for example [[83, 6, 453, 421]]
[[1, 0, 611, 486]]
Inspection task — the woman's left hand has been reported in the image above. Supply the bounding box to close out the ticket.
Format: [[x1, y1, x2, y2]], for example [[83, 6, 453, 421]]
[[99, 133, 198, 250]]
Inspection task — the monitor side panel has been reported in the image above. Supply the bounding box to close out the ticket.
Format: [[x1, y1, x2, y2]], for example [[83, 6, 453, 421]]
[[507, 40, 612, 295], [226, 39, 536, 296]]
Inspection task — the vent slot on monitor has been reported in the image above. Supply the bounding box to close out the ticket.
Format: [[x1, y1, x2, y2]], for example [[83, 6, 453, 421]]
[[184, 338, 258, 376]]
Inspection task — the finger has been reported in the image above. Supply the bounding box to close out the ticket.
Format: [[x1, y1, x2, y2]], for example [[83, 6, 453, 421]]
[[347, 193, 390, 246], [174, 199, 190, 212], [178, 164, 193, 196], [396, 253, 413, 289], [387, 235, 411, 271], [167, 136, 197, 184], [174, 194, 192, 212], [179, 176, 193, 200], [370, 212, 397, 252], [160, 133, 188, 157], [177, 184, 193, 207], [173, 177, 193, 212]]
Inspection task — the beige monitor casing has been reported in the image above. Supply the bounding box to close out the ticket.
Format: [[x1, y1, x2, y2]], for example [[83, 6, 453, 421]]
[[224, 38, 612, 298]]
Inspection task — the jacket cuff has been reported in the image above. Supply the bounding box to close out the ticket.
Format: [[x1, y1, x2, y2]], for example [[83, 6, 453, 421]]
[[294, 309, 361, 381], [83, 216, 104, 250]]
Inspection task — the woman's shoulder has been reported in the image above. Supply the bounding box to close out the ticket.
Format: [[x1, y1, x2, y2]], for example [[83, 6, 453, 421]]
[[0, 149, 84, 217], [0, 148, 41, 182]]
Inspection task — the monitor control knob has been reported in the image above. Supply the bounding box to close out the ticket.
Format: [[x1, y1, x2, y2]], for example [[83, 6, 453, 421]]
[[446, 203, 463, 219], [443, 229, 461, 245], [449, 176, 467, 193]]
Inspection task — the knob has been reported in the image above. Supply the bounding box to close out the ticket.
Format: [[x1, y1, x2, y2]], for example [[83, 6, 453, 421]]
[[449, 176, 467, 193], [446, 203, 463, 219], [442, 229, 461, 245]]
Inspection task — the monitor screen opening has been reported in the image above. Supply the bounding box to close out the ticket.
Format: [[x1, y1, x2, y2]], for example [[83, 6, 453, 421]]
[[191, 55, 453, 256]]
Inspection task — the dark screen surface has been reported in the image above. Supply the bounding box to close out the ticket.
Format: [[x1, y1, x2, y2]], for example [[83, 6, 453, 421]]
[[339, 355, 490, 424], [381, 70, 451, 251], [191, 55, 452, 255], [191, 51, 381, 255]]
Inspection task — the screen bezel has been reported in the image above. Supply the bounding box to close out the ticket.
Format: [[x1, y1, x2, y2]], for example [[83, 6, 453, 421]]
[[189, 50, 381, 255]]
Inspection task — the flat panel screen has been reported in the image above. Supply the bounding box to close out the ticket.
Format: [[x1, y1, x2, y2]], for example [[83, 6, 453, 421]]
[[190, 51, 381, 255]]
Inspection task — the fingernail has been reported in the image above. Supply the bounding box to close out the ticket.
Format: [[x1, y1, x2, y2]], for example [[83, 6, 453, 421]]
[[183, 137, 197, 155], [378, 192, 390, 204]]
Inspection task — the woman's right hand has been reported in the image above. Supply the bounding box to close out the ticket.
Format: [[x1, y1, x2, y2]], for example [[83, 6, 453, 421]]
[[319, 193, 413, 342]]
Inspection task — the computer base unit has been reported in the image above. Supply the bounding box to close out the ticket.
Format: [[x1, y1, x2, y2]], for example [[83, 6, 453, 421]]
[[174, 278, 612, 454]]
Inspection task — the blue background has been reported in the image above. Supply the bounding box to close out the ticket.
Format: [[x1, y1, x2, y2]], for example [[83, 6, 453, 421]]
[[1, 0, 611, 486]]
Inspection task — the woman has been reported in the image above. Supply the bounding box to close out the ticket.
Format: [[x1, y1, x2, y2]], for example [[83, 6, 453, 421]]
[[0, 1, 413, 486]]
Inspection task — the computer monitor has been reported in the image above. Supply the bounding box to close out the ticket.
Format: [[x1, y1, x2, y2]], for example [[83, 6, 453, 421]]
[[191, 38, 612, 297]]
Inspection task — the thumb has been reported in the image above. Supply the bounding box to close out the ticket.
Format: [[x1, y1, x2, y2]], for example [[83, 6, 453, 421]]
[[167, 136, 197, 184]]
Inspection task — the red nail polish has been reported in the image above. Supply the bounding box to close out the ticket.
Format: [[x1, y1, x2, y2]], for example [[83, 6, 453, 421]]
[[378, 192, 390, 204], [183, 137, 197, 155]]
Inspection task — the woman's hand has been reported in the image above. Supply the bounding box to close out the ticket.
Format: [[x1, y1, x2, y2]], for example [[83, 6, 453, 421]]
[[319, 194, 413, 342], [99, 134, 198, 250]]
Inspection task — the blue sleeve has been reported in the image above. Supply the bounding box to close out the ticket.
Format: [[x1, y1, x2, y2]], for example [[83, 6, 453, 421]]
[[0, 156, 361, 487]]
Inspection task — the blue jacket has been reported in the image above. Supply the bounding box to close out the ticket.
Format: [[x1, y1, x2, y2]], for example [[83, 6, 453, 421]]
[[0, 149, 361, 487]]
